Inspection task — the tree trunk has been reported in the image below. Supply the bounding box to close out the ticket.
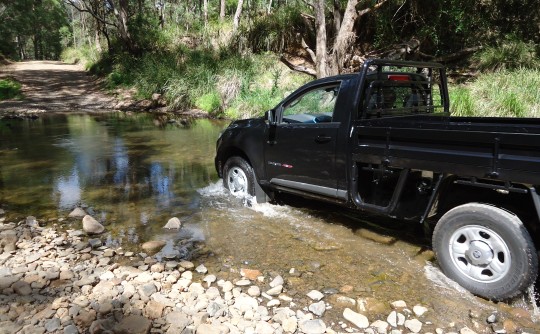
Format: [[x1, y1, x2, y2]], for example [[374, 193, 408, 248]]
[[220, 0, 226, 20], [111, 0, 136, 53], [233, 0, 244, 31], [203, 0, 208, 26], [314, 0, 329, 78], [331, 0, 359, 73]]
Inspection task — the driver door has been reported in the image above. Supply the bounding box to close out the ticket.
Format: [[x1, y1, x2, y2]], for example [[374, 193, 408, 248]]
[[264, 82, 342, 198]]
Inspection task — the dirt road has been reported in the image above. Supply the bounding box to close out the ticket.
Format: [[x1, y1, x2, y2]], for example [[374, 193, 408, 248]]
[[0, 61, 115, 115]]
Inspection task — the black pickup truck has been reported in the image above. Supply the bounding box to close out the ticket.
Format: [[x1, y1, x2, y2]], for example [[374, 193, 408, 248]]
[[215, 59, 540, 300]]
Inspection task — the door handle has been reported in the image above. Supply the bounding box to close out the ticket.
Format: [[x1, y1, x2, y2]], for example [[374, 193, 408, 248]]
[[315, 135, 332, 143]]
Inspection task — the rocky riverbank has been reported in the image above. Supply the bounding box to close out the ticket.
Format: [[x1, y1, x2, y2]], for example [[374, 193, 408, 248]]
[[0, 209, 536, 334]]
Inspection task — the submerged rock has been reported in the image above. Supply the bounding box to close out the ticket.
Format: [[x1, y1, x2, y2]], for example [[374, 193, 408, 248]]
[[68, 207, 86, 218], [82, 215, 104, 234], [163, 217, 182, 229], [141, 240, 166, 252]]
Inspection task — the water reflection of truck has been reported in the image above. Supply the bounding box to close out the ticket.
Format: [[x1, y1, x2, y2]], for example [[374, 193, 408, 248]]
[[214, 59, 540, 300]]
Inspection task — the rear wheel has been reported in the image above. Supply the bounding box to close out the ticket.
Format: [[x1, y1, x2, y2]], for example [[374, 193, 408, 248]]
[[433, 203, 538, 300], [223, 156, 255, 197]]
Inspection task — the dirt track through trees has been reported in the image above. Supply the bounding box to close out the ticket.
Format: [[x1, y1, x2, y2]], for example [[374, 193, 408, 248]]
[[0, 61, 114, 115]]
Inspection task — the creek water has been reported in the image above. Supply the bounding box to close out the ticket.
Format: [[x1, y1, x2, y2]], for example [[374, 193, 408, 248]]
[[1, 112, 538, 331]]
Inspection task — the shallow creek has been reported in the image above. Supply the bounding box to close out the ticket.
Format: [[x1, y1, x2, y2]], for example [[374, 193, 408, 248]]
[[1, 113, 538, 331]]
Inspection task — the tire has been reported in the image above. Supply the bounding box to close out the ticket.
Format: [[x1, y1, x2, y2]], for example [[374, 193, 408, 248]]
[[432, 203, 538, 300], [223, 156, 256, 197]]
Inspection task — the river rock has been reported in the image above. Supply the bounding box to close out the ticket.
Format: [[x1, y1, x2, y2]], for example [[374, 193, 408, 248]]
[[240, 268, 261, 280], [44, 318, 61, 333], [460, 327, 478, 334], [195, 264, 208, 274], [270, 275, 284, 287], [141, 240, 166, 252], [12, 281, 32, 296], [413, 304, 428, 316], [307, 290, 324, 301], [387, 311, 406, 327], [404, 319, 423, 333], [113, 315, 152, 334], [163, 217, 182, 229], [282, 317, 298, 333], [68, 208, 86, 218], [26, 216, 39, 227], [343, 308, 369, 329], [309, 301, 326, 316], [391, 300, 407, 309], [82, 215, 104, 234], [266, 284, 283, 296], [299, 319, 326, 334], [0, 230, 17, 251]]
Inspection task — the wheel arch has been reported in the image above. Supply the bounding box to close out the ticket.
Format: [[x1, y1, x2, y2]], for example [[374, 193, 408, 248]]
[[427, 176, 540, 249], [216, 146, 253, 178]]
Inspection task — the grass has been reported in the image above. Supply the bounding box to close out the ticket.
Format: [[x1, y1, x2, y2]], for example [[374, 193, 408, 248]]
[[450, 69, 540, 117], [0, 78, 22, 100]]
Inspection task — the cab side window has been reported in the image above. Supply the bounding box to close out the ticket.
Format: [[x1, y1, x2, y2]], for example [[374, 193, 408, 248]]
[[281, 84, 340, 124]]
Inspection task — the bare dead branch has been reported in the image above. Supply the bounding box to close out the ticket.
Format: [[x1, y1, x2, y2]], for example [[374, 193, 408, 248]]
[[357, 0, 389, 17], [280, 55, 317, 77], [301, 38, 317, 64], [433, 46, 483, 63]]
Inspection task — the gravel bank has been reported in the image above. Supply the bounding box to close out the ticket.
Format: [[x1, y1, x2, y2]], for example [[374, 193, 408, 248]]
[[0, 210, 535, 334]]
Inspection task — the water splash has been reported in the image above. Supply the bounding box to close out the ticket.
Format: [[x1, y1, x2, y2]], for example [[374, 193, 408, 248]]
[[527, 284, 540, 322]]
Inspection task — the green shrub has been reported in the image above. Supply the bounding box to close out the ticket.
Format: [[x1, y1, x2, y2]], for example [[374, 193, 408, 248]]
[[449, 86, 474, 116], [474, 38, 539, 72], [195, 91, 222, 114], [0, 78, 22, 100]]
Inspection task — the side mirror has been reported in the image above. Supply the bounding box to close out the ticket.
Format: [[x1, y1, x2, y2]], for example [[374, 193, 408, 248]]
[[265, 109, 277, 125]]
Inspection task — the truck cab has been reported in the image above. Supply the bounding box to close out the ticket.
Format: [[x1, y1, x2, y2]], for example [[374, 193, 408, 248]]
[[215, 59, 540, 301]]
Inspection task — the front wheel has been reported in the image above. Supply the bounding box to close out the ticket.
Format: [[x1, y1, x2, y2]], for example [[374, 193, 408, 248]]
[[223, 156, 255, 197], [433, 203, 538, 300]]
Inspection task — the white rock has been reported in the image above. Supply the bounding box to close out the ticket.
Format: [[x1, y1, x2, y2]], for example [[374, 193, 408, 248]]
[[267, 299, 281, 307], [309, 301, 326, 316], [195, 264, 208, 274], [181, 271, 193, 280], [460, 327, 477, 334], [282, 317, 298, 333], [247, 286, 260, 297], [307, 290, 324, 301], [391, 300, 407, 309], [371, 320, 389, 333], [387, 311, 405, 327], [222, 281, 234, 292], [404, 319, 423, 333], [203, 274, 216, 286], [82, 215, 104, 234], [299, 319, 326, 334], [270, 275, 284, 288], [235, 279, 251, 286], [266, 285, 283, 296], [343, 308, 369, 329], [413, 305, 428, 317], [163, 217, 182, 229]]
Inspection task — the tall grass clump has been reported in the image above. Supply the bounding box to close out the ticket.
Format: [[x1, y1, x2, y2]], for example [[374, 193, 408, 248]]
[[61, 45, 101, 69], [449, 69, 540, 117], [0, 78, 22, 100], [474, 38, 539, 72]]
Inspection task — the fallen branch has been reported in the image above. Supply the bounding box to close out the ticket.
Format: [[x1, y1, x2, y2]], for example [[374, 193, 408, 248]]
[[280, 55, 317, 77]]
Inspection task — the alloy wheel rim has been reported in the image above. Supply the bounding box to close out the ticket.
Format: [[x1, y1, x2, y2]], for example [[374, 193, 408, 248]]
[[227, 166, 248, 197]]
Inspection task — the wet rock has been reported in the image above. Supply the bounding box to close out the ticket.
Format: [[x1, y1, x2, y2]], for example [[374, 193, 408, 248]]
[[240, 268, 261, 280], [113, 315, 152, 334], [12, 281, 32, 296], [487, 313, 498, 323], [404, 319, 422, 333], [203, 274, 216, 286], [88, 238, 102, 248], [343, 308, 369, 329], [68, 208, 86, 218], [163, 217, 182, 229], [44, 318, 61, 333], [355, 228, 396, 244], [141, 240, 166, 253], [26, 216, 39, 227], [82, 215, 104, 234], [299, 319, 326, 334], [0, 230, 17, 251], [73, 309, 96, 328], [357, 297, 389, 315], [195, 264, 208, 274], [391, 300, 407, 309], [179, 260, 194, 269]]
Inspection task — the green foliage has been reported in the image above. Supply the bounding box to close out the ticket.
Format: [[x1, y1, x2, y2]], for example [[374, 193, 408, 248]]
[[196, 92, 222, 114], [0, 78, 23, 100], [474, 38, 540, 72], [450, 69, 540, 117], [61, 46, 101, 68]]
